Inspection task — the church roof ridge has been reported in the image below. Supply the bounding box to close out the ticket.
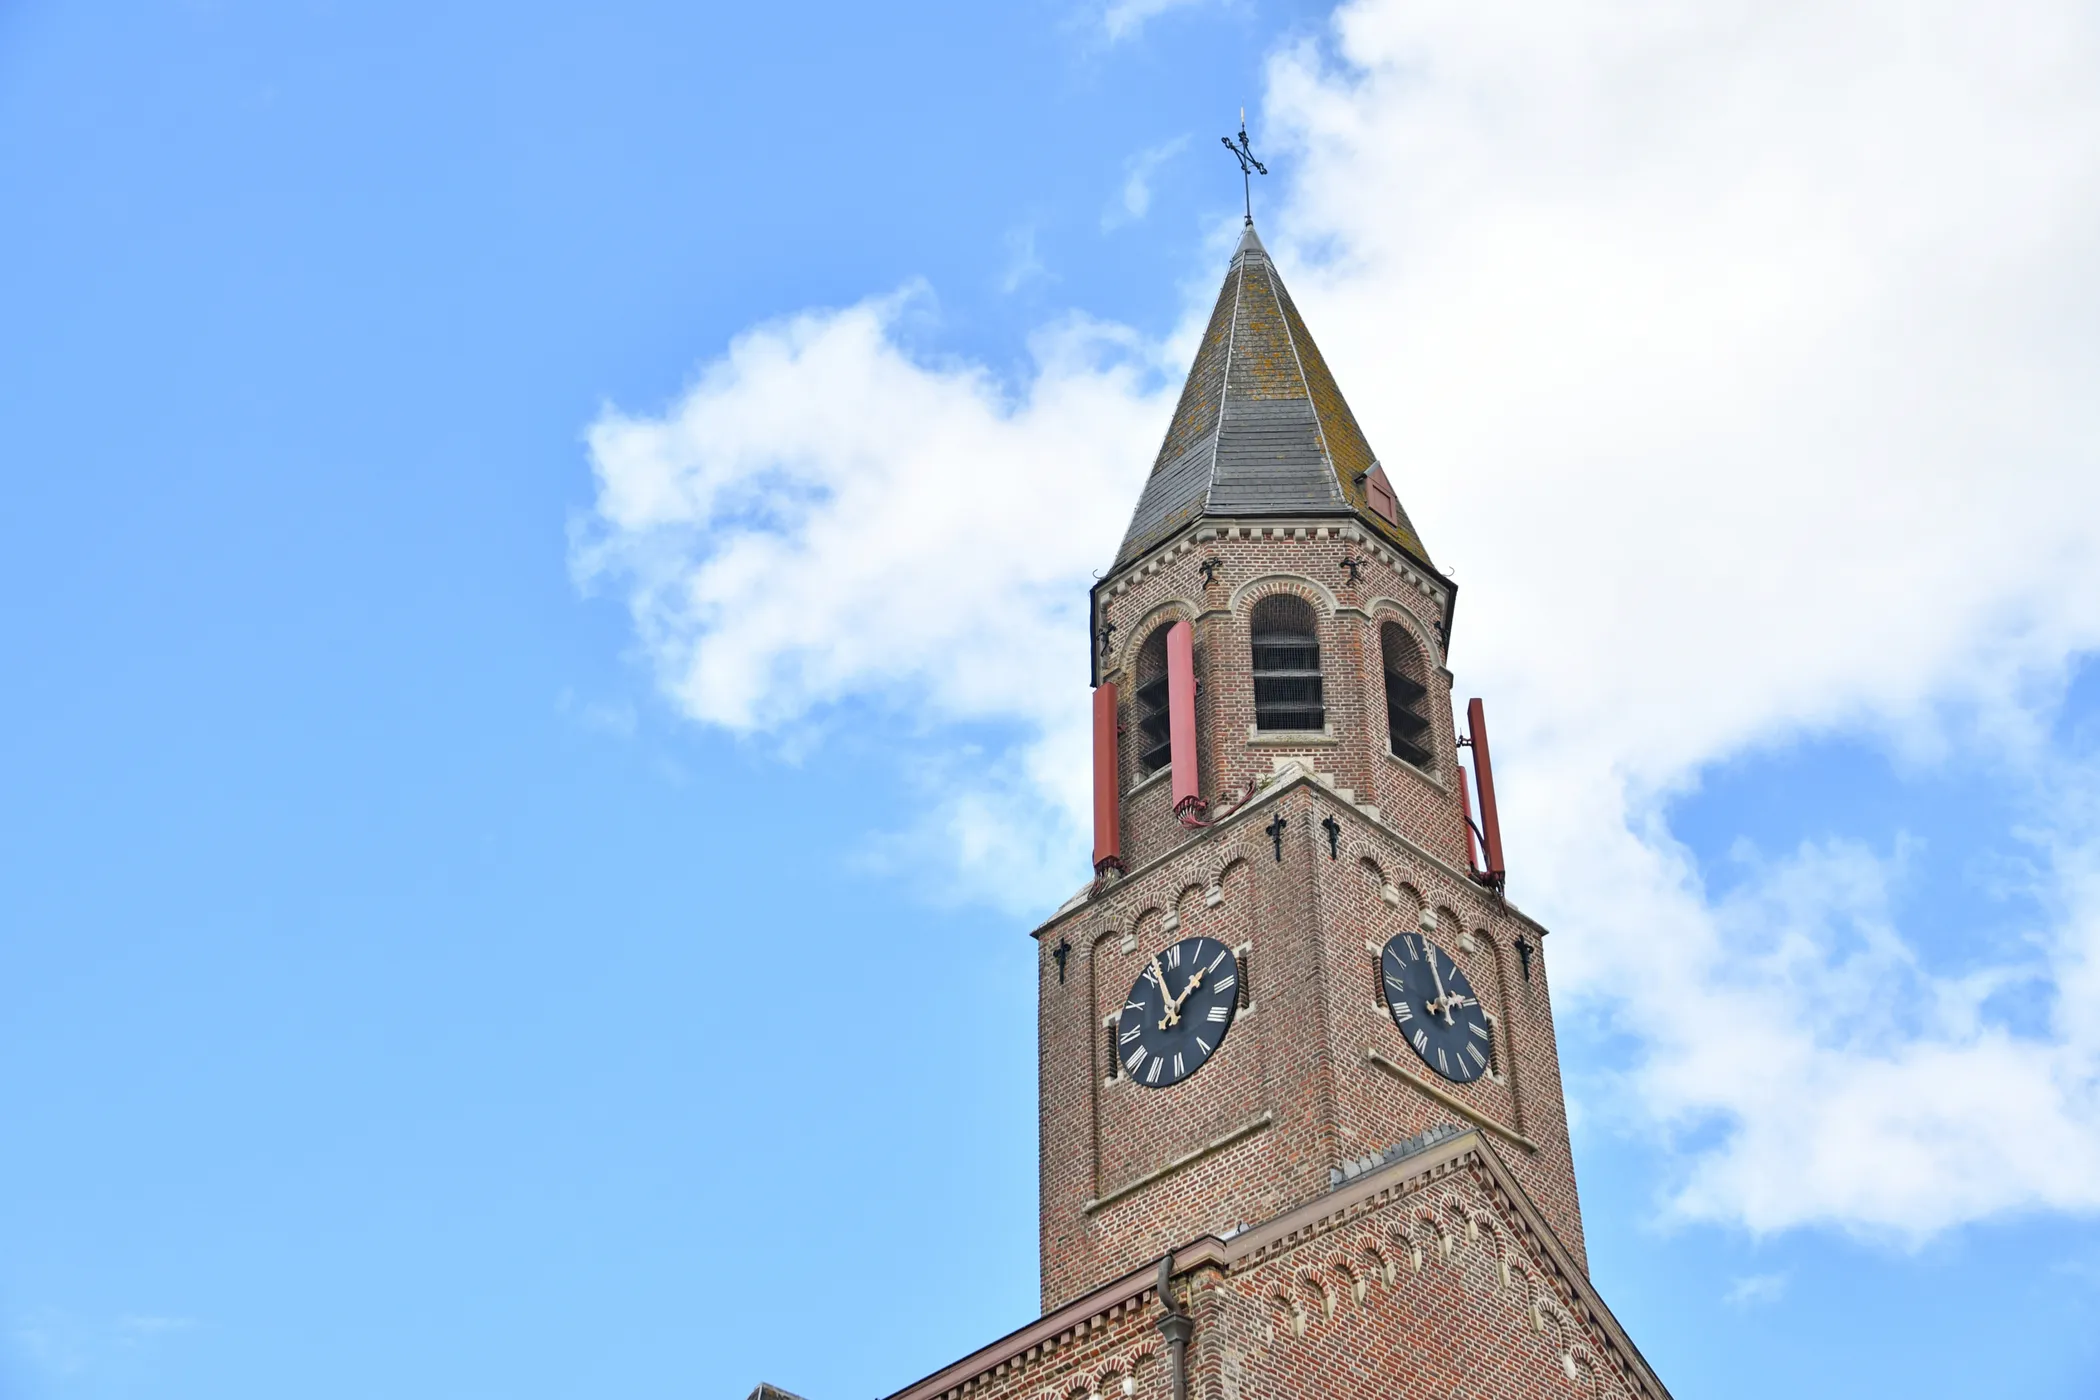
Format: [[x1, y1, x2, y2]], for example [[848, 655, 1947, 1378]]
[[1114, 226, 1433, 571]]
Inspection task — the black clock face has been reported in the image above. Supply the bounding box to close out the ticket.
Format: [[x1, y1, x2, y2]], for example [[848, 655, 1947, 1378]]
[[1380, 933, 1492, 1084], [1117, 936, 1239, 1090]]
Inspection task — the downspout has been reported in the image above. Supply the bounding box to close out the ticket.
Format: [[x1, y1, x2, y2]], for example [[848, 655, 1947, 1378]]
[[1092, 682, 1124, 876], [1156, 1254, 1192, 1400], [1166, 620, 1207, 825]]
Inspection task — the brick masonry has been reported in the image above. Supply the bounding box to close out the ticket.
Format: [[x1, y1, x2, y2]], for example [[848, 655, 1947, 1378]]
[[1037, 522, 1583, 1312], [882, 1132, 1665, 1400]]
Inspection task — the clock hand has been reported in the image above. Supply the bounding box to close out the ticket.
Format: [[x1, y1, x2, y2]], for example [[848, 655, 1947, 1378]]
[[1429, 956, 1456, 1026], [1150, 954, 1179, 1030], [1170, 968, 1205, 1014]]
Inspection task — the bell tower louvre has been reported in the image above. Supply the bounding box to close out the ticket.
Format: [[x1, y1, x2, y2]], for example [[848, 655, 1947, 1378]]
[[748, 226, 1672, 1400]]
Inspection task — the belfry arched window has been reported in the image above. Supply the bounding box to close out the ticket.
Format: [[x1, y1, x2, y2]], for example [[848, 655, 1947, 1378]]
[[1251, 594, 1324, 732], [1133, 624, 1174, 775], [1381, 621, 1432, 768]]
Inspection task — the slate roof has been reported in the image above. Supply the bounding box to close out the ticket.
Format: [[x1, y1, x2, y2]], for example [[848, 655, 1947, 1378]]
[[1115, 224, 1433, 569]]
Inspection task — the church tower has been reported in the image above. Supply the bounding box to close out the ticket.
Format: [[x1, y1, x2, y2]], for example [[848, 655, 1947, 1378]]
[[789, 225, 1672, 1400], [1036, 219, 1591, 1309]]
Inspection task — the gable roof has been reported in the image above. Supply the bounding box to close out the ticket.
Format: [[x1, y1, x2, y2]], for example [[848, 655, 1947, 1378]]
[[879, 1126, 1672, 1400], [1115, 224, 1434, 570]]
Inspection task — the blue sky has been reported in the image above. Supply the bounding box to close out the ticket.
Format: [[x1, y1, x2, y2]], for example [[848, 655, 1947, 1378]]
[[6, 3, 2100, 1399]]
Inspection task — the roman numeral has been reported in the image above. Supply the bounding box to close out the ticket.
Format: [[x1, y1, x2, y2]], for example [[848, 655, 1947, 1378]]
[[1468, 1043, 1487, 1066], [1384, 973, 1405, 991], [1214, 976, 1234, 993], [1167, 944, 1181, 968], [1403, 936, 1419, 961], [1412, 1028, 1429, 1052], [1173, 1053, 1184, 1075], [1437, 1048, 1449, 1073], [1196, 1036, 1212, 1053], [1206, 949, 1227, 974], [1393, 1002, 1413, 1022], [1125, 1000, 1145, 1011], [1468, 1021, 1490, 1039], [1126, 1047, 1148, 1072], [1207, 1005, 1229, 1022], [1120, 1026, 1141, 1044], [1146, 1058, 1163, 1084]]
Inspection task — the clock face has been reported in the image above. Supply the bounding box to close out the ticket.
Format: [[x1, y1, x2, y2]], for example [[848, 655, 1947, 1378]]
[[1116, 936, 1239, 1090], [1380, 933, 1492, 1084]]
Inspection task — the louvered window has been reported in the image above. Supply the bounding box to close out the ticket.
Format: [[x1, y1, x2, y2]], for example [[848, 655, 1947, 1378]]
[[1251, 595, 1324, 732], [1134, 626, 1174, 774], [1382, 621, 1433, 768]]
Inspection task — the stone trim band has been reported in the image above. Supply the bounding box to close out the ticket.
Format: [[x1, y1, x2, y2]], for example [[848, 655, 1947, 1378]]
[[1085, 1111, 1275, 1213], [1363, 1048, 1539, 1154]]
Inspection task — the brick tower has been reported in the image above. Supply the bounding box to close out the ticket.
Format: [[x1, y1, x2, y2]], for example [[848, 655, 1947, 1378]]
[[757, 225, 1672, 1400]]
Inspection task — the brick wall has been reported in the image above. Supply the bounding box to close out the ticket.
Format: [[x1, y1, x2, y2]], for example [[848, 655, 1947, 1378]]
[[887, 1136, 1658, 1400], [1039, 521, 1583, 1311]]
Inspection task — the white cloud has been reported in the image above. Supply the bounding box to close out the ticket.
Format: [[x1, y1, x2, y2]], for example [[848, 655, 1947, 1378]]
[[1723, 1273, 1788, 1308], [999, 224, 1051, 294], [574, 288, 1173, 902], [1098, 0, 1213, 43], [1104, 136, 1190, 229], [578, 0, 2100, 1237]]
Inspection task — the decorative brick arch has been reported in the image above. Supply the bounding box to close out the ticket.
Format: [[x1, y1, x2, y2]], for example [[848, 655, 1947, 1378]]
[[1048, 1375, 1095, 1400], [1103, 598, 1199, 682], [1292, 1263, 1335, 1320], [1535, 1296, 1573, 1354], [1265, 1278, 1308, 1336], [1367, 595, 1445, 670], [1563, 1342, 1605, 1396], [1393, 1210, 1445, 1271], [1207, 851, 1254, 895], [1170, 882, 1209, 927], [1467, 1209, 1513, 1287], [1324, 1249, 1370, 1306], [1226, 572, 1340, 618], [1353, 1232, 1399, 1287], [1130, 906, 1165, 948], [1354, 851, 1387, 892]]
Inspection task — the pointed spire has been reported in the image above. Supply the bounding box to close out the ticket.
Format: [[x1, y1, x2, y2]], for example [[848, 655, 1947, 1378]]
[[1115, 228, 1433, 569]]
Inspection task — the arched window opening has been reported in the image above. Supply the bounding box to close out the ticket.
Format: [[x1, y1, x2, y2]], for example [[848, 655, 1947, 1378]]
[[1251, 594, 1324, 732], [1134, 625, 1174, 774], [1382, 621, 1432, 768]]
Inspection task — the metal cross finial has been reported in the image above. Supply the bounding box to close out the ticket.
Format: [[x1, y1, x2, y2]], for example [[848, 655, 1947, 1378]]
[[1220, 109, 1268, 226]]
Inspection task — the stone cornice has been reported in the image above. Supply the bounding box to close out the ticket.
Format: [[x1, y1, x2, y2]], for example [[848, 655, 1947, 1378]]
[[1031, 761, 1547, 943], [880, 1259, 1165, 1400], [1095, 517, 1450, 608]]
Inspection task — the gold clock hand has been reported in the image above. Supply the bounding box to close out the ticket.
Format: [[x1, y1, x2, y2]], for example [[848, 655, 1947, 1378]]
[[1429, 955, 1456, 1026], [1150, 954, 1178, 1030]]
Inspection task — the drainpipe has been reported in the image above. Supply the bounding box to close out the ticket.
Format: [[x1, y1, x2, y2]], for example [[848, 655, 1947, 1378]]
[[1166, 621, 1204, 821], [1156, 1254, 1192, 1400], [1092, 681, 1123, 875]]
